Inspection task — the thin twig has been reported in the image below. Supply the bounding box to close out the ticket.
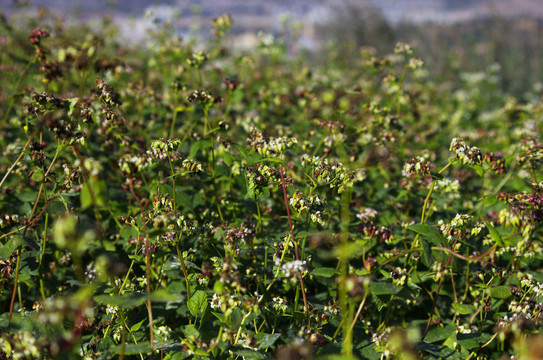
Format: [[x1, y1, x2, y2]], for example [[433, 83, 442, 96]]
[[127, 177, 154, 348], [280, 166, 310, 329], [0, 128, 39, 190], [421, 232, 461, 341]]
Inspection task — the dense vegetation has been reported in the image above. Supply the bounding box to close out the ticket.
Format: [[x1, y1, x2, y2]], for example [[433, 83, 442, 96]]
[[1, 9, 543, 360]]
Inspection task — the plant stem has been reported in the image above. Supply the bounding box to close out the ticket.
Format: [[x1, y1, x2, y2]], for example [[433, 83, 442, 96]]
[[1, 56, 36, 129], [421, 232, 460, 341], [8, 250, 21, 321], [176, 245, 191, 299], [279, 166, 310, 329], [39, 213, 48, 301], [0, 128, 39, 190], [127, 177, 154, 348]]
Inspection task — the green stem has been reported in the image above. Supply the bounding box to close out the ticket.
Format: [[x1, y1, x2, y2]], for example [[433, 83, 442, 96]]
[[9, 250, 21, 321], [255, 195, 262, 233], [0, 128, 39, 190], [339, 190, 353, 356], [39, 213, 48, 301], [176, 245, 191, 300], [279, 166, 310, 329], [1, 56, 36, 129]]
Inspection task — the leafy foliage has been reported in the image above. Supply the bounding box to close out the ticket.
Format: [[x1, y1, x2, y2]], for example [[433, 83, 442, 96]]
[[1, 8, 543, 360]]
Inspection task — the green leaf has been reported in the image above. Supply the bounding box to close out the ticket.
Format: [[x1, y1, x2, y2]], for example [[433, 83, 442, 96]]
[[408, 224, 446, 246], [452, 302, 474, 315], [45, 199, 66, 215], [187, 290, 207, 316], [484, 220, 503, 246], [424, 324, 456, 343], [81, 178, 108, 210], [111, 342, 151, 355], [483, 195, 498, 206], [148, 289, 184, 302], [417, 341, 462, 359], [457, 332, 492, 350], [0, 236, 22, 260], [211, 311, 225, 322], [189, 139, 213, 159], [182, 324, 200, 338], [231, 348, 266, 359], [312, 267, 338, 278], [256, 333, 281, 349], [370, 282, 402, 295], [490, 285, 512, 299], [256, 157, 284, 164], [130, 319, 146, 332], [419, 237, 432, 267], [470, 164, 485, 177], [31, 167, 44, 182], [223, 151, 233, 167], [94, 293, 146, 308]]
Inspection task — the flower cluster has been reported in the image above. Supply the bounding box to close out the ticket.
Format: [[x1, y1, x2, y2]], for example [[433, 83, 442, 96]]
[[28, 92, 67, 115], [499, 181, 543, 223], [0, 255, 15, 288], [147, 138, 182, 161], [118, 154, 152, 175], [0, 331, 41, 359], [518, 272, 543, 299], [484, 152, 506, 174], [356, 207, 378, 222], [210, 292, 241, 317], [449, 138, 483, 166], [356, 208, 393, 242], [62, 163, 82, 191], [301, 155, 354, 193], [212, 14, 233, 38], [0, 214, 20, 228], [289, 191, 327, 225], [438, 213, 472, 242], [29, 28, 49, 46], [246, 164, 282, 192], [394, 42, 413, 55], [29, 28, 63, 81], [187, 51, 208, 69], [431, 261, 448, 281], [387, 266, 408, 286], [224, 222, 256, 253], [182, 159, 203, 174], [282, 260, 308, 283], [28, 94, 86, 143], [96, 78, 121, 107], [219, 256, 245, 292], [187, 89, 215, 105], [155, 325, 171, 342], [80, 106, 94, 125], [247, 128, 298, 157], [408, 57, 424, 70], [96, 79, 125, 132], [75, 157, 103, 177], [402, 156, 432, 176], [517, 136, 543, 168], [271, 297, 288, 312], [435, 178, 460, 194]]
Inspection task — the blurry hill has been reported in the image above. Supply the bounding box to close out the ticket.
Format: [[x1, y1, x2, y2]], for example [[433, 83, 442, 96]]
[[4, 0, 543, 96], [5, 0, 543, 31]]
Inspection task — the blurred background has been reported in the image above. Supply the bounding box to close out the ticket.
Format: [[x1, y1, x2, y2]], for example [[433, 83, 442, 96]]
[[4, 0, 543, 97]]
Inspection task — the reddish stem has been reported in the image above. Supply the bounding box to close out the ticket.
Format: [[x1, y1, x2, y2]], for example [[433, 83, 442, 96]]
[[127, 177, 154, 348], [421, 232, 461, 341], [279, 166, 310, 329]]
